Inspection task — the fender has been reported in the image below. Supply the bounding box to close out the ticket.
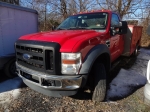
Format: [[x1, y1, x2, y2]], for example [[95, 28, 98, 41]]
[[79, 44, 111, 74]]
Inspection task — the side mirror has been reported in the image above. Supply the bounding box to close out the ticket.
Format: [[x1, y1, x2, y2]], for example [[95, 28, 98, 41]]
[[119, 21, 127, 34], [52, 26, 56, 31], [147, 25, 150, 36], [110, 21, 127, 36]]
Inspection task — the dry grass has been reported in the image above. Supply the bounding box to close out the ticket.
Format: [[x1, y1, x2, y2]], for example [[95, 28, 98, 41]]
[[141, 36, 150, 47], [140, 20, 150, 47]]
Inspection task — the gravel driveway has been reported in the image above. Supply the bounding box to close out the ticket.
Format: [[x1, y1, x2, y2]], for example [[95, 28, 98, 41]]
[[0, 48, 150, 112], [0, 86, 149, 112]]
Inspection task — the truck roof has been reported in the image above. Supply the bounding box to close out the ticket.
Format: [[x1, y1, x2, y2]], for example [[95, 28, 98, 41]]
[[0, 1, 38, 14], [73, 10, 117, 15]]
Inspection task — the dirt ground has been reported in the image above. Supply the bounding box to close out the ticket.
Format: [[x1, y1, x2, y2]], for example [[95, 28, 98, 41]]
[[0, 86, 149, 112]]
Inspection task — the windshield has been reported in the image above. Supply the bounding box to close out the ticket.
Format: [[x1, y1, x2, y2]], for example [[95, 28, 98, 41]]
[[56, 13, 108, 30]]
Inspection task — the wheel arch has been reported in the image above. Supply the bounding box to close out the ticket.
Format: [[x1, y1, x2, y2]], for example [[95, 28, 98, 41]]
[[92, 53, 111, 75], [79, 44, 111, 75]]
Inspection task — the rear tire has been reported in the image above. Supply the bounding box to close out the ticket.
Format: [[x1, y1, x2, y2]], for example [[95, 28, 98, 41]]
[[4, 58, 17, 78], [132, 45, 139, 57], [92, 63, 106, 102]]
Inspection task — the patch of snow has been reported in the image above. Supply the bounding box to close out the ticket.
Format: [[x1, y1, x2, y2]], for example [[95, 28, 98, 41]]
[[0, 89, 20, 105], [129, 59, 148, 77], [140, 48, 150, 55], [0, 77, 23, 107], [107, 69, 147, 100], [137, 53, 150, 61], [107, 48, 150, 101], [138, 48, 150, 61], [12, 89, 21, 99]]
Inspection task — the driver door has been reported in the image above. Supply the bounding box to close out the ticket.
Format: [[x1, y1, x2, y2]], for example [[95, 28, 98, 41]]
[[110, 13, 124, 62]]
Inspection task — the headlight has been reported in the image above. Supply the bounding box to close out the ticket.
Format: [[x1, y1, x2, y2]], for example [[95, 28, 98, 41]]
[[61, 53, 82, 74], [147, 60, 150, 83]]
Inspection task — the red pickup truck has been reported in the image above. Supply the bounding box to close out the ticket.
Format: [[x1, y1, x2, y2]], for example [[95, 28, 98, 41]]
[[15, 10, 142, 101]]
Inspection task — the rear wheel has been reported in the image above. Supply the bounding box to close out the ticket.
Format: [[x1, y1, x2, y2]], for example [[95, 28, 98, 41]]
[[4, 58, 17, 78], [132, 45, 139, 57], [92, 63, 107, 102]]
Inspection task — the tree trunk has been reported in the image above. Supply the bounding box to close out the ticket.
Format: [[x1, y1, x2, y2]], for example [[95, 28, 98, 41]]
[[60, 0, 68, 19]]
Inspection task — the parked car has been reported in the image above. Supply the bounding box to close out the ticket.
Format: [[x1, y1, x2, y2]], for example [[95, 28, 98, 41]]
[[0, 1, 38, 77], [144, 25, 150, 104], [15, 10, 142, 101]]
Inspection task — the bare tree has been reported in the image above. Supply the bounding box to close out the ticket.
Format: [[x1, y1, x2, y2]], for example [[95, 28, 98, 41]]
[[60, 0, 68, 19], [68, 0, 77, 15], [20, 0, 150, 32], [72, 0, 96, 12], [96, 0, 144, 19]]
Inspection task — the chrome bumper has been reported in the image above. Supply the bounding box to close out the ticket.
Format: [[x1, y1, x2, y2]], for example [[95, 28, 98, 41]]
[[16, 63, 82, 90]]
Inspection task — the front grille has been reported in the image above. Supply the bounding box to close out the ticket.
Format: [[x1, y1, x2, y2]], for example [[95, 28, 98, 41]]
[[45, 50, 54, 70], [15, 40, 61, 74], [16, 45, 43, 53]]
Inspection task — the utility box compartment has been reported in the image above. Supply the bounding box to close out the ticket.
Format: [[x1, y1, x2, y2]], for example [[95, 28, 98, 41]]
[[122, 25, 143, 56]]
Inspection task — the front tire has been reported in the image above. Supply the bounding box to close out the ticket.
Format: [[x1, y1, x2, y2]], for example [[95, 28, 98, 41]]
[[92, 63, 106, 102]]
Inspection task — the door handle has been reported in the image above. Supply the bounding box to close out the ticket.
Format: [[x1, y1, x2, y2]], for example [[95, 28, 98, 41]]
[[106, 40, 110, 47]]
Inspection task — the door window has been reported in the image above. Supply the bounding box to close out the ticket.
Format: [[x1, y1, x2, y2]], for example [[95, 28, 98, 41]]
[[111, 14, 120, 27]]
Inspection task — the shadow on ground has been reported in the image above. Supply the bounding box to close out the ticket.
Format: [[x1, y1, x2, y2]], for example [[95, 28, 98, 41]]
[[0, 70, 27, 93], [0, 70, 8, 83], [71, 89, 92, 100]]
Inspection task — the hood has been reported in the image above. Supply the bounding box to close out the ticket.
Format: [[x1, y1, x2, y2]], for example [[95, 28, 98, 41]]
[[19, 30, 102, 52]]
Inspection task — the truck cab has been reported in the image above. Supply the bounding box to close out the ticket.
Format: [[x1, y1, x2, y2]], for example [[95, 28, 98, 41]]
[[15, 10, 142, 101]]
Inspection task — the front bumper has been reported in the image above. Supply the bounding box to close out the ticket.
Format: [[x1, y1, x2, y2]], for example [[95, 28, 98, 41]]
[[16, 63, 82, 97], [144, 83, 150, 104]]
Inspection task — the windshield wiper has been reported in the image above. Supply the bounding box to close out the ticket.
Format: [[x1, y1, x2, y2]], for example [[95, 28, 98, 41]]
[[68, 27, 92, 30], [56, 27, 92, 30], [56, 28, 67, 30]]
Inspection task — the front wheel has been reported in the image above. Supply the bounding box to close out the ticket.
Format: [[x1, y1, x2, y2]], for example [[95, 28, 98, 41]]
[[92, 63, 107, 102]]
